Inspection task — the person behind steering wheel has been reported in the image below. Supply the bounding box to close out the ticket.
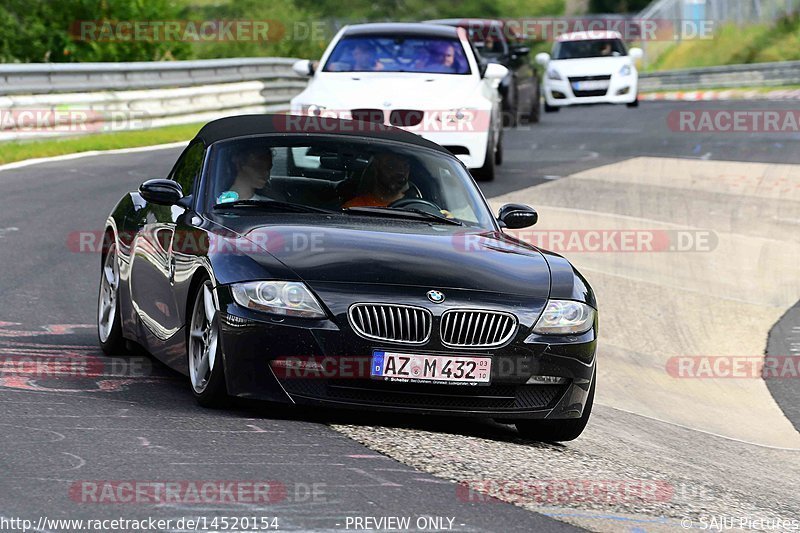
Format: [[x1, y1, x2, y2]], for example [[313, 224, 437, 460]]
[[343, 153, 410, 208]]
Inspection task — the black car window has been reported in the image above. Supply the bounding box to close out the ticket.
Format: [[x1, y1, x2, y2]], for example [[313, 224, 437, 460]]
[[323, 36, 471, 75], [169, 142, 205, 196], [553, 38, 628, 60], [204, 136, 495, 228]]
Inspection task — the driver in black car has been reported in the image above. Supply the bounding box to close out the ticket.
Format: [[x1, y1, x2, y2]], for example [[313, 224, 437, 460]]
[[217, 146, 279, 204], [343, 153, 411, 208]]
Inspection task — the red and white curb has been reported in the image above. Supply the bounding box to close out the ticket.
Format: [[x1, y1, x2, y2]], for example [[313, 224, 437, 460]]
[[642, 89, 800, 101]]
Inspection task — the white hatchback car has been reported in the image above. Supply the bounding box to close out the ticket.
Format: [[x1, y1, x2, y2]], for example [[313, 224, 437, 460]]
[[536, 31, 642, 112], [290, 23, 508, 181]]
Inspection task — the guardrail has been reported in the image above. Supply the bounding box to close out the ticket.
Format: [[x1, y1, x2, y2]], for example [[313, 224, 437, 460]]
[[639, 60, 800, 91], [0, 58, 309, 141]]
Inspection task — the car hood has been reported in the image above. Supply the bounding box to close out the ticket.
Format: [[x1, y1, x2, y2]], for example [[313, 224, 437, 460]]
[[220, 218, 552, 298], [548, 56, 631, 77], [299, 72, 483, 109]]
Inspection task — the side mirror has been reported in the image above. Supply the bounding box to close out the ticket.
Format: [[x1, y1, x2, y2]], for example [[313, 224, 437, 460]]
[[483, 62, 509, 80], [511, 45, 530, 57], [629, 47, 643, 60], [498, 203, 538, 229], [292, 59, 314, 77], [535, 52, 551, 66], [139, 179, 184, 206]]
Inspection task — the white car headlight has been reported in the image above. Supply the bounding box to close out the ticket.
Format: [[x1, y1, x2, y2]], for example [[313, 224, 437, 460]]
[[533, 300, 595, 335], [547, 68, 563, 81], [619, 64, 632, 77], [231, 281, 326, 318]]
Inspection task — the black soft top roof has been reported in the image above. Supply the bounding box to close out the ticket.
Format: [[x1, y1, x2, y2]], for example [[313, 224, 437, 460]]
[[342, 22, 459, 39], [195, 114, 451, 155]]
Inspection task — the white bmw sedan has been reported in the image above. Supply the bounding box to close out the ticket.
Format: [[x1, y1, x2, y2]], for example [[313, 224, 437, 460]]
[[536, 31, 643, 112], [290, 23, 508, 181]]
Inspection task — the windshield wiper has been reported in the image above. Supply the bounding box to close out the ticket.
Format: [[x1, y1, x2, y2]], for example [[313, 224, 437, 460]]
[[342, 206, 463, 226], [213, 199, 334, 214]]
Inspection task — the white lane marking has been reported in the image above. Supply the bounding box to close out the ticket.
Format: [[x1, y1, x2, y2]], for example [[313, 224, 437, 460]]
[[346, 467, 402, 487], [600, 403, 800, 451], [0, 141, 188, 174], [62, 452, 86, 471]]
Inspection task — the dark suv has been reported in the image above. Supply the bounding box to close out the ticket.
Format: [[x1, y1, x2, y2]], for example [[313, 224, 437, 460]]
[[427, 18, 541, 126]]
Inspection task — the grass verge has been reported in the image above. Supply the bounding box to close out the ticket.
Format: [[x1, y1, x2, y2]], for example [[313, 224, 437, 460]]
[[645, 16, 800, 72], [0, 123, 204, 166]]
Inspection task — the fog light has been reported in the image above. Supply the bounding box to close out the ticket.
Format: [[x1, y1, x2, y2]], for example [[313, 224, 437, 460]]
[[526, 375, 568, 385], [271, 359, 325, 372], [552, 91, 567, 100], [221, 314, 252, 327], [617, 87, 631, 95]]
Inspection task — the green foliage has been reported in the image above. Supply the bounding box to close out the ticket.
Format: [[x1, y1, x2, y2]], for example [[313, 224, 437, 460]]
[[0, 0, 566, 63], [648, 15, 800, 71], [294, 0, 565, 21], [0, 122, 203, 166], [0, 0, 191, 62]]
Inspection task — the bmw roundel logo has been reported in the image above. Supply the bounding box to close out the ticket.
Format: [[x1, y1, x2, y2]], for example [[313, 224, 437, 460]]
[[427, 290, 445, 304]]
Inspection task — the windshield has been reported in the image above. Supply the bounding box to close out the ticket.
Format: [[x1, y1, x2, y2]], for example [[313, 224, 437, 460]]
[[466, 26, 508, 58], [553, 38, 628, 60], [203, 135, 494, 228], [322, 35, 471, 74]]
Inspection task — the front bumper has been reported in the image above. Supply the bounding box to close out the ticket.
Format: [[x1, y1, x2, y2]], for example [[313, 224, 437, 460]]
[[544, 75, 638, 107], [216, 285, 596, 421], [412, 130, 489, 169]]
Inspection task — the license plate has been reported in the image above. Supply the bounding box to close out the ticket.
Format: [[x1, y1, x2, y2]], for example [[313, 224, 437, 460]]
[[371, 351, 491, 385], [573, 80, 609, 91]]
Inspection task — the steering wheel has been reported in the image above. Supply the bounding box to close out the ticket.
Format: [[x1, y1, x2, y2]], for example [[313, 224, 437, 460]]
[[406, 182, 423, 199], [389, 198, 442, 215]]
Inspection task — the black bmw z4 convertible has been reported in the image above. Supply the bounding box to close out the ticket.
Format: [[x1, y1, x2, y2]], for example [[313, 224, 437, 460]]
[[98, 115, 597, 441]]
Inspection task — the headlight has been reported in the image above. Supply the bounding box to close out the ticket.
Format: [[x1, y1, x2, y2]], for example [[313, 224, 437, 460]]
[[532, 300, 595, 335], [547, 68, 563, 81], [231, 281, 326, 318], [619, 64, 632, 77]]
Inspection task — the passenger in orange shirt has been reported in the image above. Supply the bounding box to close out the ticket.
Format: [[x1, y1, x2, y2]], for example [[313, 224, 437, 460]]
[[343, 153, 411, 208]]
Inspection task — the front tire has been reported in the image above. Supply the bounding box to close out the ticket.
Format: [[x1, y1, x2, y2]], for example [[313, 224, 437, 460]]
[[98, 240, 125, 355], [528, 91, 541, 123], [188, 278, 229, 407], [515, 371, 595, 442], [544, 102, 560, 113], [627, 96, 639, 108]]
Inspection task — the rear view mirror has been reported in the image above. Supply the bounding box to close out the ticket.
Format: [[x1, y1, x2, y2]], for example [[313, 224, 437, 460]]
[[498, 203, 538, 229], [629, 47, 643, 60], [139, 179, 184, 206], [535, 52, 551, 66], [292, 59, 314, 77], [483, 63, 509, 80], [511, 45, 530, 57]]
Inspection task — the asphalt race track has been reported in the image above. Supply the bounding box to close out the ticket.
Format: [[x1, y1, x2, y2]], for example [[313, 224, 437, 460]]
[[0, 101, 798, 532]]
